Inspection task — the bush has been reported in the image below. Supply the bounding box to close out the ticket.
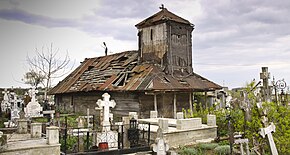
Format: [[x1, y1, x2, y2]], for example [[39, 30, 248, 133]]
[[197, 143, 219, 150], [214, 145, 230, 155], [179, 147, 201, 155]]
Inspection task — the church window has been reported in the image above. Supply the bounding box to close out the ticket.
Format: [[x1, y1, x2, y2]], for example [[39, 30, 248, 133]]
[[150, 29, 153, 40]]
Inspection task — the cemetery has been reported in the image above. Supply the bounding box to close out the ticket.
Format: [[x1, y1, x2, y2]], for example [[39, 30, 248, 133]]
[[0, 67, 290, 155]]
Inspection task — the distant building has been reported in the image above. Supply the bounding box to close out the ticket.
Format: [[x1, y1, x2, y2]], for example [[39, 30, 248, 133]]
[[49, 7, 221, 118]]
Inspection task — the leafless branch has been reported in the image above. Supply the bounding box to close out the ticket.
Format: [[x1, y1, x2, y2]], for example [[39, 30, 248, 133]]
[[25, 43, 73, 99]]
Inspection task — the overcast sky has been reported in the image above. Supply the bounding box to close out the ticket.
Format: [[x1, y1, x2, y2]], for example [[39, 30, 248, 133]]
[[0, 0, 290, 89]]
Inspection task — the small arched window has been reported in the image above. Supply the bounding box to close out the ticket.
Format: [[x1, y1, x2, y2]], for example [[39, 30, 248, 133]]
[[150, 29, 153, 40]]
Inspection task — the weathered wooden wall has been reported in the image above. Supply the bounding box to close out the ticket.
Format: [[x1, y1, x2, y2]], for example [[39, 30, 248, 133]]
[[55, 91, 192, 120], [55, 91, 140, 121], [167, 21, 193, 74], [139, 23, 168, 64]]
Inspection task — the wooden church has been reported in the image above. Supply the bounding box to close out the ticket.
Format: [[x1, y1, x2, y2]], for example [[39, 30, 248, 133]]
[[49, 7, 221, 119]]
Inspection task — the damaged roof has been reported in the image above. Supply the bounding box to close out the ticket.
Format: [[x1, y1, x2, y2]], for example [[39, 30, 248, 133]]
[[135, 8, 193, 29], [49, 51, 221, 94]]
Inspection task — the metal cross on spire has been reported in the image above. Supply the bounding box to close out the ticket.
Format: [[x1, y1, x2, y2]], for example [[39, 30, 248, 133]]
[[159, 4, 165, 10]]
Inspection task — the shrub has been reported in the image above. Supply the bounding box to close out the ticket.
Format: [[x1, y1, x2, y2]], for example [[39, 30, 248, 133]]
[[214, 145, 230, 155], [197, 143, 219, 150], [179, 147, 200, 155]]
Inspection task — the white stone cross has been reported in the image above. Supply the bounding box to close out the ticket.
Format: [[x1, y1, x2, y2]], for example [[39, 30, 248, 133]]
[[29, 87, 38, 102], [259, 122, 278, 155], [96, 93, 116, 131], [2, 89, 9, 101], [10, 92, 19, 110]]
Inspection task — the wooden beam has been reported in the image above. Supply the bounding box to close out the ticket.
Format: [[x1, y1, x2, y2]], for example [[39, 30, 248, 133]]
[[154, 94, 158, 112], [174, 93, 177, 119], [189, 92, 193, 116]]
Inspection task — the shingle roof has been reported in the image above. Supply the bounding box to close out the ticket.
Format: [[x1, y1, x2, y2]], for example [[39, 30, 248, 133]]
[[49, 51, 221, 94], [135, 8, 193, 29]]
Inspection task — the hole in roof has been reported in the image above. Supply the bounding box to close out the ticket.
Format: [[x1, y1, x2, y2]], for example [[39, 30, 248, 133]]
[[112, 73, 128, 87], [87, 65, 94, 71]]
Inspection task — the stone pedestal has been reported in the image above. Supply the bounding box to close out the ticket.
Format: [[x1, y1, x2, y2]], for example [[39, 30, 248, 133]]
[[150, 111, 158, 118], [176, 118, 202, 130], [176, 112, 184, 119], [46, 126, 59, 145], [129, 112, 138, 119], [207, 115, 216, 126], [122, 117, 131, 148], [17, 119, 28, 134], [31, 123, 42, 138], [158, 119, 169, 133]]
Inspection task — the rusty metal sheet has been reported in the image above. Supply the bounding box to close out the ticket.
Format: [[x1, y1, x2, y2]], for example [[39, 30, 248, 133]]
[[50, 50, 221, 94], [99, 75, 117, 90]]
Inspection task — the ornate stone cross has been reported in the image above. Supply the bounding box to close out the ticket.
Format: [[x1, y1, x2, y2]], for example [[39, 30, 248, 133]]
[[96, 93, 116, 131]]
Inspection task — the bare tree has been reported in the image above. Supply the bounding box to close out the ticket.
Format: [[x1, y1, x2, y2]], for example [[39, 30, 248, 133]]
[[26, 43, 73, 99]]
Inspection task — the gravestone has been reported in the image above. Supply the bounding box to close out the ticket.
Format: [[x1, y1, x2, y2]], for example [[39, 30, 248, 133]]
[[96, 93, 116, 131], [259, 122, 278, 155], [95, 93, 118, 148], [24, 87, 43, 118], [10, 93, 22, 121], [152, 127, 169, 155]]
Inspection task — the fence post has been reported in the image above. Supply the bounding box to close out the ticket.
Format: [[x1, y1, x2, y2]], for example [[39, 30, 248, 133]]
[[93, 115, 95, 130], [78, 128, 80, 152], [86, 131, 89, 151], [148, 123, 150, 146], [64, 116, 67, 155], [121, 124, 124, 149]]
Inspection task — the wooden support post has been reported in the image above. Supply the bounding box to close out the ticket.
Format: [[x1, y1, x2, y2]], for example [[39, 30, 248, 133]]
[[174, 93, 177, 119], [154, 94, 158, 112], [205, 92, 208, 110], [189, 92, 193, 116]]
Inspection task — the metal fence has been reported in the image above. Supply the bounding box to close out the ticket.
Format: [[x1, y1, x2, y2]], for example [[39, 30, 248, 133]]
[[59, 117, 151, 155]]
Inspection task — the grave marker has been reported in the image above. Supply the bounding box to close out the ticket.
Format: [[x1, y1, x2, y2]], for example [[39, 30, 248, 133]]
[[96, 93, 116, 131], [95, 93, 118, 148], [152, 127, 169, 155], [259, 122, 278, 155], [24, 87, 43, 118]]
